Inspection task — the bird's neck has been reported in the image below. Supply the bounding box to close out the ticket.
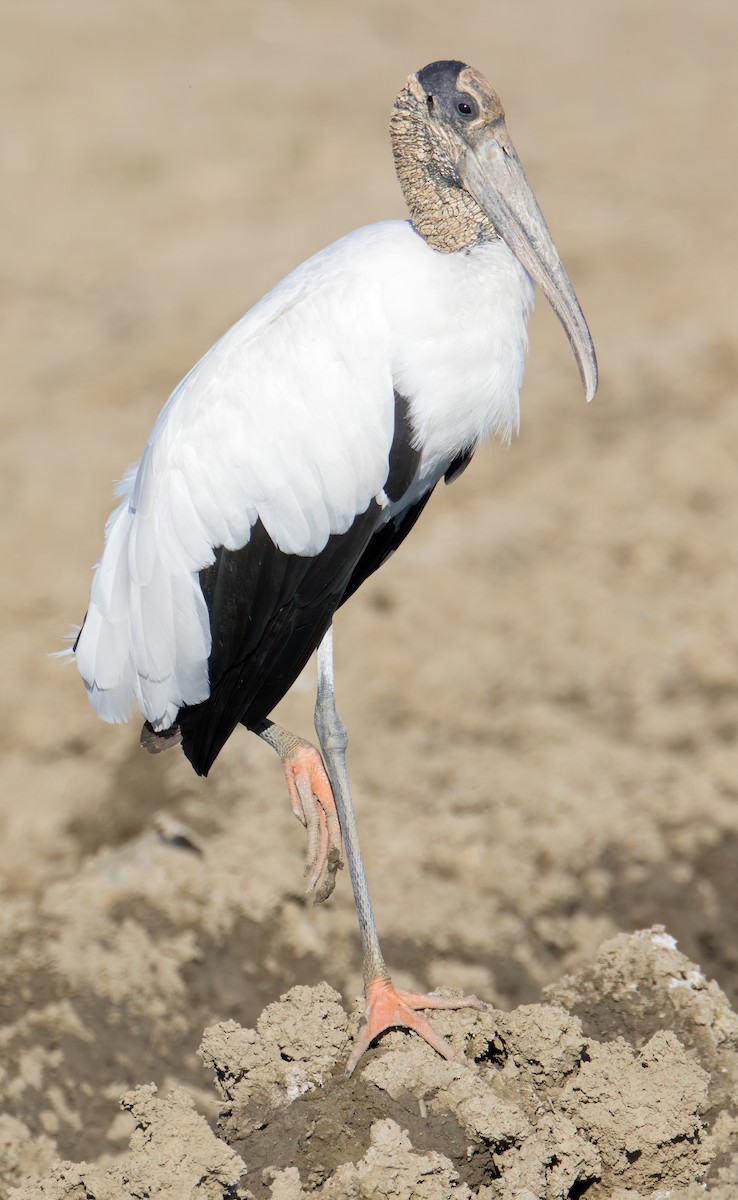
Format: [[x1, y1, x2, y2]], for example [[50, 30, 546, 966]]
[[390, 93, 496, 254]]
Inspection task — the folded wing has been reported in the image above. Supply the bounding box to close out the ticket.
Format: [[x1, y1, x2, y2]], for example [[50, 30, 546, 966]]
[[74, 234, 399, 736]]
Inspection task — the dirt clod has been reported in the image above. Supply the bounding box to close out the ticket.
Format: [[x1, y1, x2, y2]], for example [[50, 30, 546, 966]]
[[10, 933, 737, 1198]]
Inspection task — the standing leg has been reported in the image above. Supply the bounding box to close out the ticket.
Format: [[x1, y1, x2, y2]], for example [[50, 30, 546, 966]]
[[314, 623, 479, 1075]]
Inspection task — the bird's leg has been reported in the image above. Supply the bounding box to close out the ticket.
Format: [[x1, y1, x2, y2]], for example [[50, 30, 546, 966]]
[[314, 624, 480, 1075], [254, 719, 342, 903]]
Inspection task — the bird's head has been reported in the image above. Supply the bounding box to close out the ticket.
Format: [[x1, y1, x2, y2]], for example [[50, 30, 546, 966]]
[[391, 60, 597, 402]]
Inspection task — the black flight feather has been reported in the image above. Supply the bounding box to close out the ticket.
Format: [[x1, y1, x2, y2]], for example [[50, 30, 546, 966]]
[[175, 388, 429, 777], [444, 446, 475, 484]]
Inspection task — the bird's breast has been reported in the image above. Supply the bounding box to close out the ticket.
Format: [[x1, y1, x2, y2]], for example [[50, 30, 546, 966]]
[[381, 230, 534, 481]]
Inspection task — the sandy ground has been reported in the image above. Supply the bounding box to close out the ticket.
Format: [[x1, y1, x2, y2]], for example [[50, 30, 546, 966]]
[[1, 1, 738, 1196]]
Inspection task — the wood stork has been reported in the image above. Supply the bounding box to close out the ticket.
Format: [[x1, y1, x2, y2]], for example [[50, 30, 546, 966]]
[[70, 60, 597, 1073]]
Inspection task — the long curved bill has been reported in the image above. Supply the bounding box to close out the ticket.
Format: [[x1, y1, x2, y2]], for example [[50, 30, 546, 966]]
[[462, 121, 598, 402]]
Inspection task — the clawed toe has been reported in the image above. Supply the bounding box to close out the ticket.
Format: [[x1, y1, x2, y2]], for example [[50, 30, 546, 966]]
[[345, 976, 482, 1075], [283, 745, 343, 902]]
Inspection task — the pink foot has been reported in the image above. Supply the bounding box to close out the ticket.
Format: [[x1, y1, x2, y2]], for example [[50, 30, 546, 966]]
[[283, 745, 343, 903], [346, 976, 482, 1075]]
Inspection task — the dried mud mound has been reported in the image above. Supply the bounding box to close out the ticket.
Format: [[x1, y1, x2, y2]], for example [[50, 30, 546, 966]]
[[10, 929, 738, 1200]]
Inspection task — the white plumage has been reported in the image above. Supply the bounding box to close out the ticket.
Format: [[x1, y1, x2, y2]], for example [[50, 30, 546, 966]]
[[74, 220, 533, 733]]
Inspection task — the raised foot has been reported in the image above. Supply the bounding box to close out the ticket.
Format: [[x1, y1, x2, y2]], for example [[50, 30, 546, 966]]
[[283, 744, 343, 903], [346, 976, 482, 1076]]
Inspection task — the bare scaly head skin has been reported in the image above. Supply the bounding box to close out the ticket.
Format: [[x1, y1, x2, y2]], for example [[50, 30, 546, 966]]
[[390, 61, 598, 401], [390, 67, 500, 253]]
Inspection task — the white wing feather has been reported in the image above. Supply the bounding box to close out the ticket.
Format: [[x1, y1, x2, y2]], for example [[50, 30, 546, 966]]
[[75, 226, 399, 730]]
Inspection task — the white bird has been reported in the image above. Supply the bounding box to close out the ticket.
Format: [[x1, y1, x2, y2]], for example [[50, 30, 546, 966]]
[[70, 60, 597, 1073]]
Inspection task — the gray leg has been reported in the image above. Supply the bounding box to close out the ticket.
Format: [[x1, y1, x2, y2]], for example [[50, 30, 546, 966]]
[[255, 719, 308, 762], [313, 624, 388, 986], [313, 623, 481, 1075]]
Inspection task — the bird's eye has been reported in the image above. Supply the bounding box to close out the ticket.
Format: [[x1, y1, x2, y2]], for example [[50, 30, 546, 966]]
[[456, 97, 476, 118], [426, 94, 435, 111]]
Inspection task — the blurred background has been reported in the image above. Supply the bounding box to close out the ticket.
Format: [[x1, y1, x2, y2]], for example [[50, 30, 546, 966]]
[[1, 0, 737, 1174]]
